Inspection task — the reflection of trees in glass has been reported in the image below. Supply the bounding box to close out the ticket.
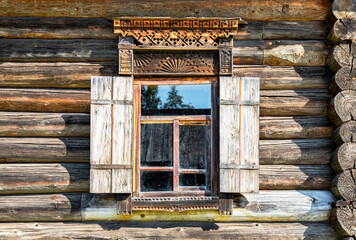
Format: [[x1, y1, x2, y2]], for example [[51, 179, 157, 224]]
[[163, 86, 194, 109], [141, 86, 162, 110]]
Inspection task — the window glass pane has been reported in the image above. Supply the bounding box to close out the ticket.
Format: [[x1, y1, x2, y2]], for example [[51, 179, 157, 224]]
[[141, 84, 211, 116], [140, 123, 173, 167], [141, 171, 173, 192], [179, 174, 205, 187], [179, 125, 209, 169]]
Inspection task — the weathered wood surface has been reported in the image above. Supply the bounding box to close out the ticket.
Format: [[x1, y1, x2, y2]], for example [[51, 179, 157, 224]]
[[331, 169, 356, 201], [332, 0, 356, 19], [331, 204, 356, 236], [0, 62, 116, 88], [0, 88, 331, 115], [329, 67, 356, 94], [333, 120, 356, 145], [0, 0, 332, 21], [259, 139, 332, 165], [0, 39, 117, 62], [0, 163, 333, 193], [326, 42, 356, 72], [0, 191, 334, 222], [0, 137, 332, 165], [234, 65, 331, 89], [0, 64, 330, 89], [328, 90, 356, 126], [328, 18, 356, 44], [0, 222, 339, 239], [331, 143, 356, 173], [233, 40, 330, 66], [0, 113, 333, 139]]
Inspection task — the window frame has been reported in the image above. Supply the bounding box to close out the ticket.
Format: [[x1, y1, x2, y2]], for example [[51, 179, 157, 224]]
[[133, 77, 219, 198]]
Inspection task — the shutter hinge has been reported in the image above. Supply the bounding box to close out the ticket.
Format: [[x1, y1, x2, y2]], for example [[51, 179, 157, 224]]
[[117, 194, 132, 215]]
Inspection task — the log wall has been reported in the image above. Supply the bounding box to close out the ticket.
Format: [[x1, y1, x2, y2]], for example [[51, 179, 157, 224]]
[[0, 4, 337, 238]]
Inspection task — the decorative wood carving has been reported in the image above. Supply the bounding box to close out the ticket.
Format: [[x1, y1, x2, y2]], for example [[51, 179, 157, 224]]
[[219, 49, 233, 75], [133, 51, 218, 75], [118, 36, 134, 75], [114, 17, 243, 48]]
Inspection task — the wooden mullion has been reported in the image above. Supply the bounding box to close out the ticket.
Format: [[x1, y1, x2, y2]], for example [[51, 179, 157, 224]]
[[138, 190, 210, 198], [140, 167, 174, 172], [211, 81, 218, 196], [134, 83, 141, 195], [141, 115, 210, 122], [178, 169, 206, 174], [173, 120, 179, 191]]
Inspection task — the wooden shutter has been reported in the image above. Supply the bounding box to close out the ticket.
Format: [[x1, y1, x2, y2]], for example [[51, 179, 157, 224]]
[[219, 76, 259, 193], [90, 76, 134, 194]]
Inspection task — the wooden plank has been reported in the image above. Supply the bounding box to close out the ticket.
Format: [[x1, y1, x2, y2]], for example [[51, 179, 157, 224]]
[[0, 164, 333, 194], [0, 222, 339, 239], [0, 0, 332, 21], [0, 17, 115, 39], [234, 65, 331, 90], [0, 62, 116, 88], [0, 39, 117, 62]]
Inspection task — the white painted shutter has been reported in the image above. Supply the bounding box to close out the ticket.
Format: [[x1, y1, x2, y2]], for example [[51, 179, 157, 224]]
[[90, 76, 134, 194], [219, 76, 259, 193]]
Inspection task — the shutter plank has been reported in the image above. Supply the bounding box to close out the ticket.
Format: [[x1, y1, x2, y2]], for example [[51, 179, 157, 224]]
[[220, 76, 260, 193]]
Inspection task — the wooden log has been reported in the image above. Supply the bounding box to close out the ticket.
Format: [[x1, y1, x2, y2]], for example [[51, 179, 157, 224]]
[[0, 138, 89, 163], [0, 39, 117, 62], [0, 17, 116, 39], [0, 0, 332, 21], [331, 169, 356, 201], [328, 90, 356, 126], [0, 62, 116, 88], [326, 42, 356, 72], [331, 204, 356, 236], [259, 139, 332, 165], [332, 0, 356, 19], [0, 222, 339, 240], [0, 163, 89, 194], [0, 112, 333, 139], [0, 194, 82, 221], [329, 67, 356, 94], [328, 18, 356, 44], [331, 143, 356, 173], [0, 137, 332, 165], [234, 66, 331, 90], [0, 88, 331, 115], [82, 190, 334, 221], [233, 40, 330, 66], [260, 116, 333, 139], [333, 120, 356, 145], [0, 163, 333, 193]]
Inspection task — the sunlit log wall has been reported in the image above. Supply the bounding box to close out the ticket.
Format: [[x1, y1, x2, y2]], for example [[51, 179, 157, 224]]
[[326, 0, 356, 238], [0, 1, 341, 238]]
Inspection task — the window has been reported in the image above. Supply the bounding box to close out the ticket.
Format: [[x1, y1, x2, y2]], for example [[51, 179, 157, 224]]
[[134, 80, 218, 197]]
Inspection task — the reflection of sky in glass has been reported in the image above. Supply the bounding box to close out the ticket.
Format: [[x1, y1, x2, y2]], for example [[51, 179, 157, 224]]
[[156, 84, 211, 109]]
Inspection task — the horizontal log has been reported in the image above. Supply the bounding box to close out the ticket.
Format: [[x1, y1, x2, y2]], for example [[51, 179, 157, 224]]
[[0, 138, 332, 165], [233, 40, 330, 66], [0, 62, 117, 88], [234, 66, 331, 90], [328, 90, 356, 126], [0, 88, 331, 115], [332, 0, 356, 19], [329, 67, 356, 94], [0, 112, 333, 139], [333, 120, 356, 145], [0, 17, 116, 39], [0, 0, 332, 21], [0, 190, 335, 222], [331, 169, 356, 201], [331, 204, 356, 237], [326, 42, 356, 72], [0, 163, 333, 194], [328, 18, 356, 44], [0, 222, 339, 240], [0, 39, 117, 62], [331, 142, 356, 173]]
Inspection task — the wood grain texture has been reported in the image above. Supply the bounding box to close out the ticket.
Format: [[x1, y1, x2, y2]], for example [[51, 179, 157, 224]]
[[329, 67, 356, 94], [331, 204, 356, 237], [328, 18, 356, 44], [332, 0, 356, 19], [328, 90, 356, 126], [326, 41, 356, 72], [331, 143, 356, 173], [0, 163, 333, 193], [331, 169, 356, 201], [0, 222, 339, 240], [333, 120, 356, 145], [0, 0, 332, 21]]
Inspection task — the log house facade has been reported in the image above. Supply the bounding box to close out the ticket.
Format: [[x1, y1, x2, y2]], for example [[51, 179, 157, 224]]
[[0, 0, 355, 239]]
